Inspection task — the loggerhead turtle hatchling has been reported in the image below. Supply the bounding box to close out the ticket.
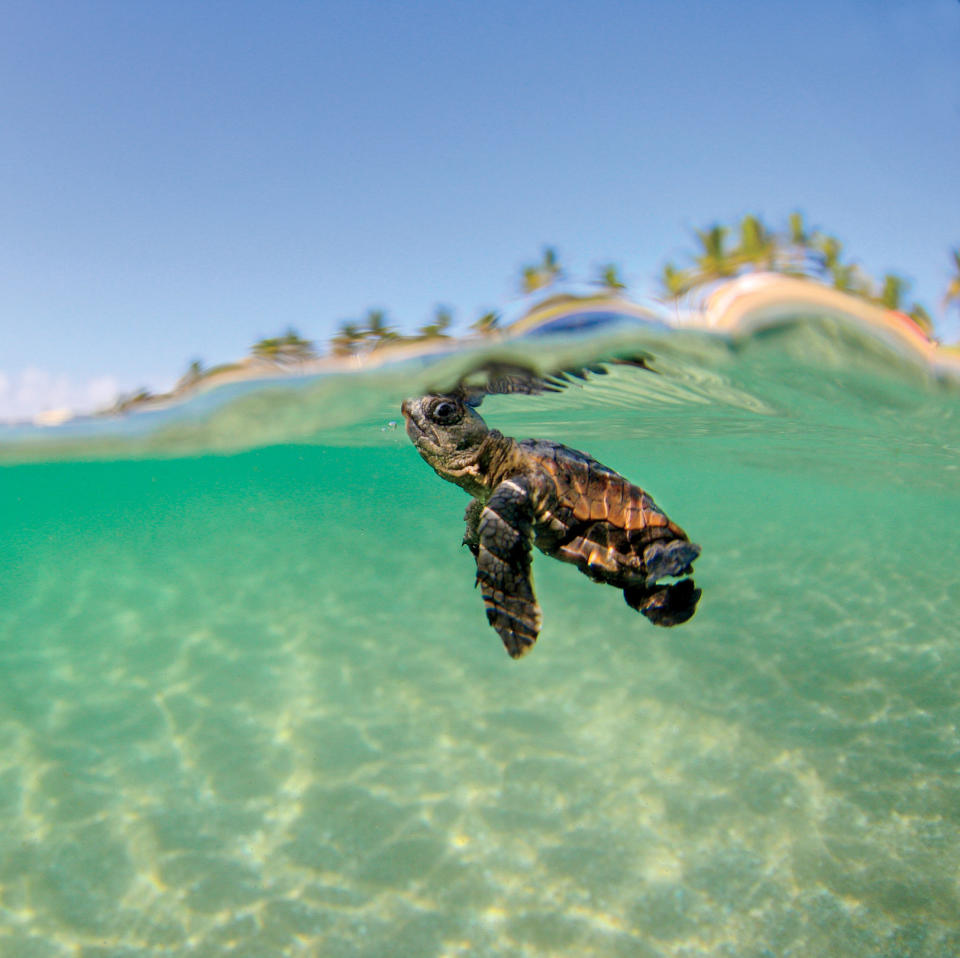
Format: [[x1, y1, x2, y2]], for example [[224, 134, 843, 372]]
[[401, 393, 701, 658]]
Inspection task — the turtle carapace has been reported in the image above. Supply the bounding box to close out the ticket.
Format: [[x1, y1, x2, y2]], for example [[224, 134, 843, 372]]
[[401, 393, 701, 659]]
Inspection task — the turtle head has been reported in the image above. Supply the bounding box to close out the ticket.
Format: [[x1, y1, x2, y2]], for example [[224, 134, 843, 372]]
[[401, 394, 495, 491]]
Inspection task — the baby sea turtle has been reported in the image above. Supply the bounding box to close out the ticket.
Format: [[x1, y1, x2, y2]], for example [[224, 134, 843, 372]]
[[401, 393, 701, 658]]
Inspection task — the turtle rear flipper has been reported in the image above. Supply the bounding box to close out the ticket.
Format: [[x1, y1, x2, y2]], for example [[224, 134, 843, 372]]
[[624, 578, 701, 627], [642, 539, 700, 583]]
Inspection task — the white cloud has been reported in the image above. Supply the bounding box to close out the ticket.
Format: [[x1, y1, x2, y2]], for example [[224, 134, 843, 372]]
[[0, 367, 121, 424]]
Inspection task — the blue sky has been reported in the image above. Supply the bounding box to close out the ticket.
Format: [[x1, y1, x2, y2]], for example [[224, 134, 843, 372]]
[[1, 0, 958, 419]]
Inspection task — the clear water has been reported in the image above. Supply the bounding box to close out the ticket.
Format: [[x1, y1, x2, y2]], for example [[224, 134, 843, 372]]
[[1, 314, 959, 957]]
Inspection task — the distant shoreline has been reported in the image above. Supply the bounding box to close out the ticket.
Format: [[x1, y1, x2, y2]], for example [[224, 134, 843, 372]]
[[22, 275, 958, 428], [177, 275, 957, 393]]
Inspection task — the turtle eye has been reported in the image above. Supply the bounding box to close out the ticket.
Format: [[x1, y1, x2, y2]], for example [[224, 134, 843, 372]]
[[429, 398, 461, 424]]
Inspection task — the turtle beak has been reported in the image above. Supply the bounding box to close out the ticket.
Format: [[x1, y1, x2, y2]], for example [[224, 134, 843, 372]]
[[400, 398, 425, 445]]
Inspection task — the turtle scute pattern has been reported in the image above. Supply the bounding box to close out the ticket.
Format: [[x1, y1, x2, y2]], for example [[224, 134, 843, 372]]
[[472, 440, 701, 658], [523, 439, 686, 573]]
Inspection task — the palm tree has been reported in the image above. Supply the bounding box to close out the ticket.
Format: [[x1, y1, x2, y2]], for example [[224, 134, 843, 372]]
[[735, 214, 776, 271], [521, 246, 563, 293], [879, 273, 909, 311], [251, 336, 282, 362], [251, 328, 316, 364], [781, 210, 815, 274], [470, 310, 500, 335], [813, 234, 843, 278], [417, 306, 454, 340], [330, 321, 365, 357], [787, 211, 810, 247], [278, 329, 315, 362], [363, 309, 399, 349], [829, 261, 866, 296], [176, 358, 205, 391], [809, 233, 873, 297], [693, 224, 736, 283], [658, 262, 694, 300], [597, 263, 626, 292]]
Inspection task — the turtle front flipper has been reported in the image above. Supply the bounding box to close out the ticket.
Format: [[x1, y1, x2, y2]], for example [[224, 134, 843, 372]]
[[475, 478, 541, 658]]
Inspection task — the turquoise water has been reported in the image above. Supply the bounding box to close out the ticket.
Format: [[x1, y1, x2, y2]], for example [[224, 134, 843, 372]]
[[1, 316, 959, 956]]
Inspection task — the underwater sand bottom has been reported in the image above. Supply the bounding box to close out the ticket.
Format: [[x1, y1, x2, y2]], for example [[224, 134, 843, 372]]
[[1, 464, 958, 958]]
